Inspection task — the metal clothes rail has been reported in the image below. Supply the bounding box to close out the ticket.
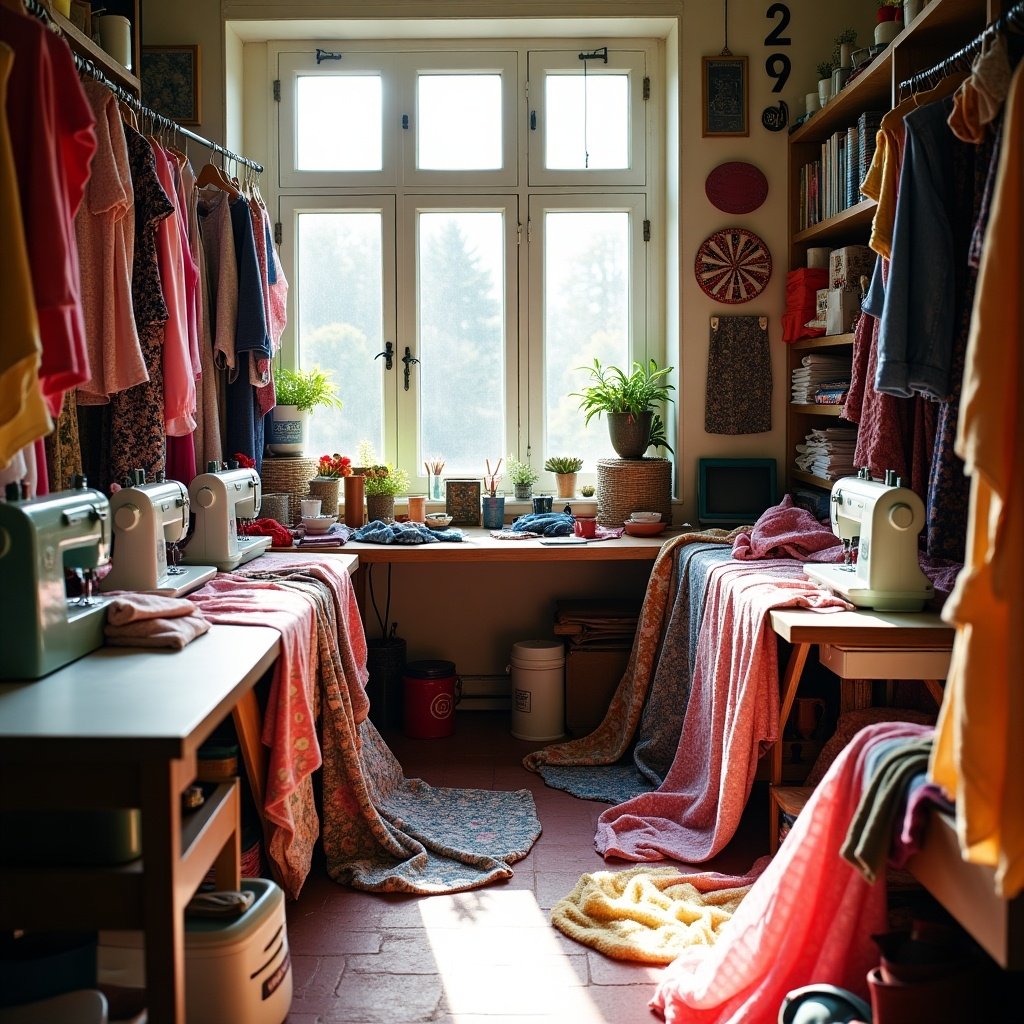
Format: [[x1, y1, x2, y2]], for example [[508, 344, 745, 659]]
[[23, 0, 264, 173], [899, 0, 1024, 94]]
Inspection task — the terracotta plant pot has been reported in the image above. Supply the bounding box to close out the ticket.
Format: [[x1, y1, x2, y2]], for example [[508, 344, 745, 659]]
[[555, 473, 577, 499]]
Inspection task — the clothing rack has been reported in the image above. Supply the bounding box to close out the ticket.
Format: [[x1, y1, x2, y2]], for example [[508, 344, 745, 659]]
[[23, 0, 264, 173], [899, 0, 1024, 94]]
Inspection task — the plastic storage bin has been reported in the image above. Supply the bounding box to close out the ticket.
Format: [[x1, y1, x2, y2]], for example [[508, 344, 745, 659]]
[[97, 878, 291, 1024], [403, 660, 461, 738], [510, 640, 565, 741]]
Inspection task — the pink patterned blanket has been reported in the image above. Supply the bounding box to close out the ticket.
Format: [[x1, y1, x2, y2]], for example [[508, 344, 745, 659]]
[[596, 560, 852, 863]]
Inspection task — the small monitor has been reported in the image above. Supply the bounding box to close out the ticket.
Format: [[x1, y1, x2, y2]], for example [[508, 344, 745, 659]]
[[696, 458, 778, 527]]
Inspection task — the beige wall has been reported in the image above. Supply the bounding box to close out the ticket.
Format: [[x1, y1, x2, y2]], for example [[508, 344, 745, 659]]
[[141, 0, 878, 673]]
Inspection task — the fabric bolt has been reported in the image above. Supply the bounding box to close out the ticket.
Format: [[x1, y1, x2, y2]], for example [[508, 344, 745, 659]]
[[0, 42, 49, 468], [731, 496, 844, 563], [0, 8, 96, 418], [650, 722, 929, 1024], [596, 561, 852, 864], [704, 316, 772, 435], [931, 59, 1024, 900], [150, 138, 196, 438], [75, 81, 144, 406], [108, 126, 173, 489], [550, 858, 768, 964]]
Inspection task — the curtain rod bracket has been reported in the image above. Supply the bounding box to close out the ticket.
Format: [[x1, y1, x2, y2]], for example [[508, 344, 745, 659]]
[[316, 48, 343, 64], [578, 46, 608, 64]]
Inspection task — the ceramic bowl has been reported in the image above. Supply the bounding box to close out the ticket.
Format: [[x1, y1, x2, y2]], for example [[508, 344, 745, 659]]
[[623, 520, 667, 537], [630, 511, 662, 523], [425, 513, 453, 530], [301, 514, 338, 534]]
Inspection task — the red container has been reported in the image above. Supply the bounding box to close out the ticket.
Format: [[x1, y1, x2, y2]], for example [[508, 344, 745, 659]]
[[402, 660, 461, 738]]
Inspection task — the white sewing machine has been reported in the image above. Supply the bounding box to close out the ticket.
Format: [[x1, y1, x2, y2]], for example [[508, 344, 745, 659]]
[[100, 478, 217, 597], [181, 466, 271, 571], [803, 471, 934, 612]]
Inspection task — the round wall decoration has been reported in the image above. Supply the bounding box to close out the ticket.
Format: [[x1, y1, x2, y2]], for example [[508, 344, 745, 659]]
[[694, 228, 772, 304], [704, 161, 769, 214]]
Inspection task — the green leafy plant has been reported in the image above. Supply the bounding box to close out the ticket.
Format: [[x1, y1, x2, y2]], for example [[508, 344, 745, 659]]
[[273, 365, 343, 413], [363, 464, 410, 497], [544, 455, 584, 474], [571, 358, 676, 454], [507, 454, 539, 487], [816, 58, 836, 80]]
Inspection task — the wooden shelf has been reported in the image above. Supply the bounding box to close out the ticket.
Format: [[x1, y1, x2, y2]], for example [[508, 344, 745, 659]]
[[50, 7, 141, 94], [790, 469, 839, 489], [793, 332, 854, 351], [790, 403, 848, 417], [793, 199, 877, 247], [771, 785, 813, 818]]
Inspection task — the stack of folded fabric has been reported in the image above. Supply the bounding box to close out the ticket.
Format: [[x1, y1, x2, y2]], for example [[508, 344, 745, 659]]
[[794, 426, 858, 479], [791, 352, 852, 404], [296, 523, 355, 548], [104, 593, 210, 649], [781, 267, 828, 343]]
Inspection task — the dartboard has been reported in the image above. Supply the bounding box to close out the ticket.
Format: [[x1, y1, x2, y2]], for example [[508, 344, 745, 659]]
[[694, 228, 772, 304]]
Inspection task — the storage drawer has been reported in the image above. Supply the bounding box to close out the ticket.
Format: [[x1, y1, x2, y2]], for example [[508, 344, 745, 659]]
[[819, 644, 951, 680]]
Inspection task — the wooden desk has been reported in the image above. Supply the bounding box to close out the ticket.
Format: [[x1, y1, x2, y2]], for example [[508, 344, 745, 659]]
[[767, 608, 955, 853], [0, 624, 280, 1024]]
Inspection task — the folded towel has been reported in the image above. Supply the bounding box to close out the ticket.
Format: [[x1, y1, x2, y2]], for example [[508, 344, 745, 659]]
[[297, 523, 355, 547], [354, 520, 464, 544], [105, 614, 210, 649], [731, 495, 844, 562], [106, 593, 203, 625], [510, 512, 574, 536]]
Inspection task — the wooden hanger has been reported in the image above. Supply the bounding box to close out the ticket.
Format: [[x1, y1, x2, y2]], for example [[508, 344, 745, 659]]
[[196, 157, 240, 197]]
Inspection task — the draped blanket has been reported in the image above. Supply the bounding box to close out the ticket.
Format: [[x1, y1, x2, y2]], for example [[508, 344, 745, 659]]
[[192, 553, 540, 898]]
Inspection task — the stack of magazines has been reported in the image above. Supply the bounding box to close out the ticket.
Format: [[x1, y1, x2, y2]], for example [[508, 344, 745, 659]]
[[791, 352, 851, 404]]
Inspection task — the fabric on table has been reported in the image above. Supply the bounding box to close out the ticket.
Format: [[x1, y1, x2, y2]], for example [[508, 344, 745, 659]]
[[890, 779, 954, 869], [705, 315, 771, 435], [104, 614, 209, 649], [731, 496, 844, 563], [596, 561, 852, 864], [524, 532, 740, 798], [354, 520, 464, 544], [649, 721, 931, 1024], [238, 517, 292, 548], [105, 592, 204, 624], [509, 511, 574, 536], [550, 857, 768, 964]]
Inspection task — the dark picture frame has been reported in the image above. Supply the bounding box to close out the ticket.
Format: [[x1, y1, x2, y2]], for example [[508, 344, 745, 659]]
[[445, 479, 482, 526], [141, 44, 201, 125], [701, 56, 749, 138]]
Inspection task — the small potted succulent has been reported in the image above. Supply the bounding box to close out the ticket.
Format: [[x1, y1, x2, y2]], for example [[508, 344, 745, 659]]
[[507, 454, 540, 499], [544, 455, 584, 499]]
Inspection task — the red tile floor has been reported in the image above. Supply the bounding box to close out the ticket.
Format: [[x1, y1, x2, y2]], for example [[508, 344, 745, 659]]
[[283, 711, 770, 1024]]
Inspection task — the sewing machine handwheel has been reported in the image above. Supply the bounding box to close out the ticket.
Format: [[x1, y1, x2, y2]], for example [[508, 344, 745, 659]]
[[888, 503, 914, 529], [114, 503, 141, 531], [195, 487, 216, 509]]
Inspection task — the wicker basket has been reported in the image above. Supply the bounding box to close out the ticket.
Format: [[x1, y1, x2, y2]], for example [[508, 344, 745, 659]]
[[259, 455, 318, 524], [307, 476, 341, 516], [260, 492, 290, 526], [596, 458, 672, 526]]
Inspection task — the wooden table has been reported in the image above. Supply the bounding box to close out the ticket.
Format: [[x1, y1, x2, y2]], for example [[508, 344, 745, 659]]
[[767, 608, 955, 853], [0, 624, 280, 1024]]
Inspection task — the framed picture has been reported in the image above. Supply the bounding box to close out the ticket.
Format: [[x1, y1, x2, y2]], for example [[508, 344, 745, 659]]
[[445, 479, 482, 526], [140, 44, 201, 125], [701, 56, 748, 138]]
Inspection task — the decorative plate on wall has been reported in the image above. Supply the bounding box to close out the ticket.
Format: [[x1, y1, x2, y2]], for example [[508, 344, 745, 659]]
[[704, 161, 769, 214], [694, 228, 772, 304]]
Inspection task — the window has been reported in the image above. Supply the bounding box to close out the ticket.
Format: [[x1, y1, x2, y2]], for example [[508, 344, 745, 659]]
[[273, 41, 659, 487]]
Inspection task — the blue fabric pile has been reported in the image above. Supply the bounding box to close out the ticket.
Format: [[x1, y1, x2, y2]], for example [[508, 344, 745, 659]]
[[353, 520, 464, 544], [509, 512, 574, 536]]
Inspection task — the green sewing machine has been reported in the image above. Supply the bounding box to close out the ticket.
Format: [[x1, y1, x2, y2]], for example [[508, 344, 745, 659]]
[[0, 480, 112, 679]]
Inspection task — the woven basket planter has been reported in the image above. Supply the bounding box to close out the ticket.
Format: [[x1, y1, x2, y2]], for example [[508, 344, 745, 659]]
[[307, 476, 341, 516], [259, 455, 318, 524], [596, 457, 672, 526]]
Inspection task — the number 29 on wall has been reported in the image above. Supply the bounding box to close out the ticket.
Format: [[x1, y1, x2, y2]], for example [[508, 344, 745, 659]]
[[764, 3, 791, 94]]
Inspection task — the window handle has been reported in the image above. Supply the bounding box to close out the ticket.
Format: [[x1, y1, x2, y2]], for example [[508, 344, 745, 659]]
[[402, 347, 420, 391], [375, 341, 394, 370]]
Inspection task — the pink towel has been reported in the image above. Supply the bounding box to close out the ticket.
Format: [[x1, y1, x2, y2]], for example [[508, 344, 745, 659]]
[[731, 495, 844, 563], [650, 722, 932, 1024], [106, 592, 203, 625], [596, 561, 851, 864], [105, 614, 210, 649]]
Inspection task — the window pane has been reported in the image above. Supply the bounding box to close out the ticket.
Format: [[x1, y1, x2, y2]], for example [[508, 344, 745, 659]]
[[296, 76, 382, 170], [545, 73, 629, 169], [418, 211, 506, 476], [298, 212, 384, 459], [417, 74, 503, 170], [544, 211, 630, 469]]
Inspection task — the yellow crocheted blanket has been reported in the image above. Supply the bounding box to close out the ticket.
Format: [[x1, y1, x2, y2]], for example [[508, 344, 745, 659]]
[[550, 861, 766, 964]]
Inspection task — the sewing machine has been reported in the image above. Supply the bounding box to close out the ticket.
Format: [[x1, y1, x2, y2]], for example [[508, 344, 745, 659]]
[[181, 466, 271, 571], [100, 478, 217, 597], [803, 471, 934, 612], [0, 481, 113, 679]]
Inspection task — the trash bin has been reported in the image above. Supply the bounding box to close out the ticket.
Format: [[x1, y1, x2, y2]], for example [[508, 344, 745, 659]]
[[509, 640, 566, 741], [402, 660, 461, 738]]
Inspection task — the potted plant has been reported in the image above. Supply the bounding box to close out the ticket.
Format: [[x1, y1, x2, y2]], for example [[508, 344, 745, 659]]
[[307, 452, 352, 518], [507, 454, 539, 500], [571, 358, 675, 459], [815, 58, 836, 108], [268, 366, 343, 456], [363, 462, 411, 523], [544, 455, 584, 499]]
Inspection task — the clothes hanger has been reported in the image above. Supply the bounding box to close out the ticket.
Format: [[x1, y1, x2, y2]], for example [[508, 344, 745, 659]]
[[196, 153, 240, 197]]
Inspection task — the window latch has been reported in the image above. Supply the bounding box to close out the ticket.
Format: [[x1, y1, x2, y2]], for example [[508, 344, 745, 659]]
[[375, 341, 394, 370], [402, 347, 420, 391]]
